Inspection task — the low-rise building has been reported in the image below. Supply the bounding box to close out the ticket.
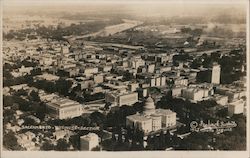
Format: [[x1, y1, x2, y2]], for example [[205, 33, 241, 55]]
[[171, 86, 185, 97], [18, 66, 33, 75], [174, 78, 188, 86], [93, 74, 104, 84], [84, 67, 98, 76], [46, 98, 82, 119], [213, 94, 228, 106], [53, 130, 69, 140], [16, 132, 37, 150], [181, 86, 213, 101], [129, 57, 145, 69], [34, 73, 60, 81], [100, 65, 112, 72], [10, 84, 29, 91], [105, 91, 138, 107], [147, 64, 155, 73], [181, 88, 204, 101], [80, 133, 99, 151], [215, 86, 246, 102], [228, 99, 245, 116], [128, 82, 139, 92]]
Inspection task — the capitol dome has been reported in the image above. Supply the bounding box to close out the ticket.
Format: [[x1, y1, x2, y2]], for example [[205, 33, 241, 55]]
[[143, 96, 155, 115]]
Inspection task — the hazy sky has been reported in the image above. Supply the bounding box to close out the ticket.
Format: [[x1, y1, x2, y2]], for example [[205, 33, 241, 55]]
[[3, 0, 247, 19]]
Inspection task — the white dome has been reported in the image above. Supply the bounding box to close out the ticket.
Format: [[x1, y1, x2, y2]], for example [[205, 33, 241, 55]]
[[146, 96, 154, 103], [143, 96, 155, 115]]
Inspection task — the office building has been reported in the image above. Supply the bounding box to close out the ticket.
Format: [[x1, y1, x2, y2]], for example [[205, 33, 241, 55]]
[[211, 63, 221, 84]]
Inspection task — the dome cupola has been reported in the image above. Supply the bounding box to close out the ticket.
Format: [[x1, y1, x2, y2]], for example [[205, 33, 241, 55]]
[[143, 96, 155, 115]]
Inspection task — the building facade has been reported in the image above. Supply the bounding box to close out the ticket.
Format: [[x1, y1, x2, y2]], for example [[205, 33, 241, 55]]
[[80, 133, 99, 151], [211, 63, 221, 84], [228, 99, 245, 116], [105, 91, 138, 107], [126, 96, 176, 134], [46, 98, 82, 119]]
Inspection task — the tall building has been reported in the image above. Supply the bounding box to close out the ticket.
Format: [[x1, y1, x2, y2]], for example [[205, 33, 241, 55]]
[[80, 133, 99, 151], [126, 96, 176, 134], [211, 63, 221, 84]]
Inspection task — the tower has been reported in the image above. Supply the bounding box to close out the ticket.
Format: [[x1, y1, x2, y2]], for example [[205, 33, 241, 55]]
[[211, 63, 221, 84], [143, 96, 155, 115]]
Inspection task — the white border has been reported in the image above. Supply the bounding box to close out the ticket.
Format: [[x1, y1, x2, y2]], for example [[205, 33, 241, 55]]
[[1, 0, 249, 158], [246, 0, 250, 155], [0, 0, 3, 155]]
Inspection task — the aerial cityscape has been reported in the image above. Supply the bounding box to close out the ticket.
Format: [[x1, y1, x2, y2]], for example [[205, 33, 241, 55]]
[[2, 1, 247, 151]]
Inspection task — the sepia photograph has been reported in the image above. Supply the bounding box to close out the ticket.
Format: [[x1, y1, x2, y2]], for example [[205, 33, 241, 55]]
[[1, 0, 249, 157]]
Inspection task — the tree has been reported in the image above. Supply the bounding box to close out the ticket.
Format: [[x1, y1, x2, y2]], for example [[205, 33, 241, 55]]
[[90, 112, 106, 126], [178, 132, 211, 150], [29, 90, 40, 102], [159, 131, 166, 149], [91, 146, 101, 151], [36, 47, 43, 52], [131, 126, 144, 147], [192, 28, 203, 36], [181, 27, 192, 33], [41, 141, 54, 151], [55, 139, 70, 151], [173, 53, 190, 63], [14, 89, 28, 96], [4, 32, 15, 40], [202, 56, 213, 68], [69, 135, 80, 150], [21, 59, 38, 67], [55, 79, 72, 96], [16, 97, 32, 112], [165, 130, 172, 147], [35, 102, 46, 121], [27, 34, 37, 40], [3, 108, 16, 124], [30, 68, 42, 76], [23, 117, 37, 125], [196, 70, 211, 83], [3, 131, 23, 150], [122, 71, 134, 81], [190, 58, 202, 69], [104, 102, 111, 110], [3, 95, 15, 107]]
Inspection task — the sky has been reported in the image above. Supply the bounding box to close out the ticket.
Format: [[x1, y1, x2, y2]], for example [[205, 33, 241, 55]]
[[2, 0, 247, 19]]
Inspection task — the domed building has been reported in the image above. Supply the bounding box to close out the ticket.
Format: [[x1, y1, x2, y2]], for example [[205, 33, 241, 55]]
[[126, 96, 176, 134], [143, 96, 156, 115]]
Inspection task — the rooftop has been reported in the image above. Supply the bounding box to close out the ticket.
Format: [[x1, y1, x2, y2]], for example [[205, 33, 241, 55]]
[[127, 113, 152, 122], [155, 109, 176, 115], [80, 133, 99, 141]]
